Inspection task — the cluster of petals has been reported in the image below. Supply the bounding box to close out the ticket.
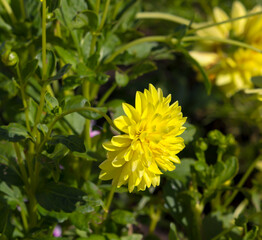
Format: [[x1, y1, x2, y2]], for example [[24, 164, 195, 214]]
[[190, 1, 262, 97], [99, 84, 186, 192]]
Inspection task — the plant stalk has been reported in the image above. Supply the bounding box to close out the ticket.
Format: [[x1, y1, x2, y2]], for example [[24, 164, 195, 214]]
[[103, 184, 116, 220], [224, 155, 262, 208]]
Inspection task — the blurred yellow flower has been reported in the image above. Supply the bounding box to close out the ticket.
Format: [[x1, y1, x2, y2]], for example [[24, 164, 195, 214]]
[[99, 84, 186, 192], [191, 1, 262, 97]]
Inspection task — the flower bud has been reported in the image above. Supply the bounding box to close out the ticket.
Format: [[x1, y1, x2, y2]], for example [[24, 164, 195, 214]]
[[1, 50, 19, 66]]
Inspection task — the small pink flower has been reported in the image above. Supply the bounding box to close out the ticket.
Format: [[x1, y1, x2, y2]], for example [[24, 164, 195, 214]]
[[90, 120, 101, 138], [90, 130, 100, 138], [53, 225, 62, 237]]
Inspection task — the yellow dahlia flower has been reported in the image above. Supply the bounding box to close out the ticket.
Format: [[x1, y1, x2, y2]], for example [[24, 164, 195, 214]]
[[99, 84, 186, 192], [191, 1, 262, 97]]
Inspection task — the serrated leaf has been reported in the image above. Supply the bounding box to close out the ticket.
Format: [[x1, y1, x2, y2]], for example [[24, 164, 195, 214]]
[[73, 10, 98, 30], [54, 46, 77, 68], [36, 183, 86, 212], [45, 92, 60, 115], [48, 64, 71, 81], [111, 209, 136, 225], [0, 123, 29, 142], [48, 135, 86, 153], [115, 71, 129, 87], [63, 95, 90, 111], [21, 59, 38, 82]]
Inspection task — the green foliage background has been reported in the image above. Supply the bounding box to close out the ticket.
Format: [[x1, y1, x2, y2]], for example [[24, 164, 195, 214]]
[[0, 0, 261, 239]]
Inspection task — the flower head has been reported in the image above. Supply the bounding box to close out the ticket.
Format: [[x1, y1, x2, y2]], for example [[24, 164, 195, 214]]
[[191, 1, 262, 97], [99, 84, 186, 192]]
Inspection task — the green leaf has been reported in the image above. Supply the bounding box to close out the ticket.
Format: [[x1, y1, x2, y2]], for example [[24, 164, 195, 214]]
[[251, 76, 262, 88], [111, 210, 136, 225], [0, 163, 22, 186], [0, 123, 29, 142], [0, 182, 27, 214], [73, 10, 98, 30], [36, 182, 86, 212], [217, 156, 238, 184], [168, 223, 179, 240], [21, 59, 38, 82], [48, 135, 86, 153], [63, 95, 90, 111], [76, 63, 96, 78], [164, 158, 195, 186], [62, 76, 83, 91], [129, 61, 157, 80], [85, 235, 106, 240], [103, 233, 120, 240], [45, 92, 60, 115], [55, 0, 88, 28], [79, 107, 107, 120], [120, 234, 143, 240], [54, 46, 77, 68], [180, 122, 196, 144], [115, 71, 129, 87], [36, 49, 56, 80], [48, 64, 72, 81]]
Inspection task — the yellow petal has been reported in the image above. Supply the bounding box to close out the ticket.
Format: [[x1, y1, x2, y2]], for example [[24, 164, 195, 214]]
[[213, 7, 230, 37], [231, 1, 247, 36], [122, 103, 140, 122]]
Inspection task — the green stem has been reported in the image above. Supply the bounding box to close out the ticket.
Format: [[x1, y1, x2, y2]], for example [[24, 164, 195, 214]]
[[32, 0, 48, 140], [105, 36, 176, 63], [42, 0, 47, 81], [97, 83, 117, 107], [149, 206, 161, 233], [95, 0, 101, 13], [37, 106, 119, 154], [90, 35, 98, 56], [19, 0, 26, 20], [136, 11, 262, 34], [103, 183, 116, 220], [83, 81, 91, 151], [189, 202, 202, 240], [190, 10, 262, 33], [13, 143, 28, 187], [90, 0, 110, 55], [223, 155, 261, 208], [183, 36, 262, 53], [0, 0, 17, 24], [136, 12, 198, 28], [16, 64, 31, 133], [32, 83, 47, 142], [98, 0, 111, 31], [20, 208, 29, 232]]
